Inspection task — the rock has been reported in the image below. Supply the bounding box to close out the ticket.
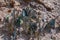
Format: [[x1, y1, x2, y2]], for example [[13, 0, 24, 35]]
[[14, 1, 20, 6]]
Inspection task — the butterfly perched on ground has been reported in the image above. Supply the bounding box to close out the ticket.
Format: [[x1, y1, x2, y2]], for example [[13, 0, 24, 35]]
[[45, 19, 55, 29], [22, 9, 28, 17]]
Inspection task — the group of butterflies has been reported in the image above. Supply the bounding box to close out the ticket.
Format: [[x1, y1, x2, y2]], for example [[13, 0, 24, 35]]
[[5, 8, 56, 35]]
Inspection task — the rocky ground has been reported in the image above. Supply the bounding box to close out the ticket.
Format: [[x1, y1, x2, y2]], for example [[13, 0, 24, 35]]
[[0, 0, 60, 40]]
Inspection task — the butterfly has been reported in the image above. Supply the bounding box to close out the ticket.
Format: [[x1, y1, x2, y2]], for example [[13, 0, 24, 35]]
[[22, 9, 28, 17]]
